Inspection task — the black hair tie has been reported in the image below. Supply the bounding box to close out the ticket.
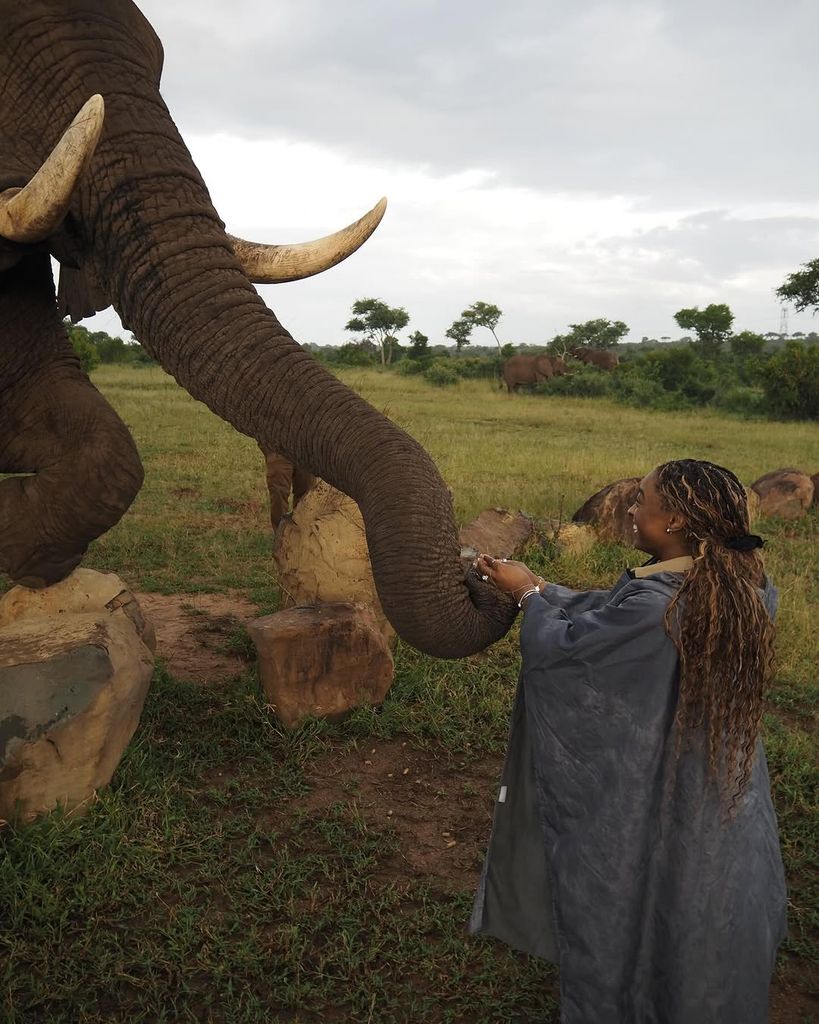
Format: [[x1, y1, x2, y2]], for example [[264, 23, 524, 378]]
[[724, 534, 765, 551]]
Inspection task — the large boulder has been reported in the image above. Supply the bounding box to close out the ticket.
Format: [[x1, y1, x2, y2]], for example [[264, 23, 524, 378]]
[[274, 480, 393, 640], [750, 469, 814, 520], [248, 603, 393, 729], [458, 508, 536, 561], [572, 477, 641, 545], [0, 569, 155, 823]]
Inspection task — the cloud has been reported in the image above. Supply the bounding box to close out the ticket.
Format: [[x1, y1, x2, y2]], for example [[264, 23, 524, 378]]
[[77, 2, 819, 344]]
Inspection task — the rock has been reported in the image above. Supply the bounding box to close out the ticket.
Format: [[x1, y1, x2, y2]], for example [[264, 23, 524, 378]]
[[750, 469, 814, 520], [458, 508, 536, 561], [745, 486, 761, 524], [572, 477, 641, 545], [274, 480, 393, 640], [0, 569, 154, 823], [248, 603, 394, 729], [554, 522, 597, 556]]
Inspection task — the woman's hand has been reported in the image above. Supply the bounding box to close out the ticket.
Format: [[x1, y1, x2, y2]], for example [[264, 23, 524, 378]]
[[474, 554, 545, 602]]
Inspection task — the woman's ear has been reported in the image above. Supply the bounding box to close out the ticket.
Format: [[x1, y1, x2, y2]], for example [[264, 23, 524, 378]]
[[667, 513, 688, 533]]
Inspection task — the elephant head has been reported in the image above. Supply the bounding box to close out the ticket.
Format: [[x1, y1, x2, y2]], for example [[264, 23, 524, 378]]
[[0, 0, 516, 657]]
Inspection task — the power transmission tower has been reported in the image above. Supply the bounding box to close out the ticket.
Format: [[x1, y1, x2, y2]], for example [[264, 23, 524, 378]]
[[779, 305, 789, 337]]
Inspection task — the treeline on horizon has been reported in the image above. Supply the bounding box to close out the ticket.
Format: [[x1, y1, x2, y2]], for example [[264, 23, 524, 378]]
[[68, 312, 819, 423]]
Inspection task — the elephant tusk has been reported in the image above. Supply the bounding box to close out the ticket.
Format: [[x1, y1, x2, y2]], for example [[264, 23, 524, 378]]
[[0, 95, 105, 244], [228, 196, 387, 283]]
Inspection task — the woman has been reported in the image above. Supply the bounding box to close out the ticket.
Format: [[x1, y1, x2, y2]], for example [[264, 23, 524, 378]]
[[470, 459, 787, 1024]]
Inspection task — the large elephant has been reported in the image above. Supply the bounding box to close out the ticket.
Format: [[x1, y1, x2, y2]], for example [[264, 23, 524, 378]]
[[501, 353, 567, 393], [0, 0, 515, 658], [570, 347, 619, 370]]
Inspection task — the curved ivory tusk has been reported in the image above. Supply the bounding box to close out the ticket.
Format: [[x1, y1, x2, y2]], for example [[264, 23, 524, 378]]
[[228, 196, 387, 283], [0, 94, 105, 244]]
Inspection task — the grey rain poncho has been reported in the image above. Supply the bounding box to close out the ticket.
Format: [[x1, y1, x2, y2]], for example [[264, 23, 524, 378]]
[[470, 567, 787, 1024]]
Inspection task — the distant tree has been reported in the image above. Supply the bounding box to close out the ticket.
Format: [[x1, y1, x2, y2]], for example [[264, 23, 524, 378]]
[[461, 301, 503, 352], [776, 257, 819, 313], [66, 324, 100, 373], [345, 298, 410, 366], [500, 342, 516, 358], [549, 318, 629, 356], [761, 342, 819, 419], [729, 330, 766, 361], [407, 330, 429, 360], [673, 304, 734, 359], [445, 318, 472, 352]]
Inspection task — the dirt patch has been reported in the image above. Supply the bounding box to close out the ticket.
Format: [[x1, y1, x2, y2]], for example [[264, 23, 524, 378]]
[[289, 737, 502, 889], [134, 591, 259, 683]]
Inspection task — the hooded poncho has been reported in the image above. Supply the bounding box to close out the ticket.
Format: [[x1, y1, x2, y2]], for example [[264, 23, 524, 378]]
[[470, 567, 787, 1024]]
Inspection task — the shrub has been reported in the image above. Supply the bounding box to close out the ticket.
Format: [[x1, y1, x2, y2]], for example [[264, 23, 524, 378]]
[[761, 343, 819, 419], [536, 366, 614, 398], [423, 361, 460, 387], [69, 332, 100, 373], [449, 356, 499, 379], [396, 357, 432, 375], [712, 385, 766, 417]]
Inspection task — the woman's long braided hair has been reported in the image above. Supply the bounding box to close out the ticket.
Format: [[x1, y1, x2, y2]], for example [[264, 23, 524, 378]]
[[655, 459, 776, 806]]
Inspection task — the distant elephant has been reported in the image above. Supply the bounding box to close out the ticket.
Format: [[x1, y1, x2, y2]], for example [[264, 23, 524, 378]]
[[0, 0, 515, 658], [570, 347, 619, 370], [501, 354, 567, 393]]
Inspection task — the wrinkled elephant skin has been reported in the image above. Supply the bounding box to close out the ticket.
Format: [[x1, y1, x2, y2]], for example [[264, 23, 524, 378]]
[[0, 0, 516, 657]]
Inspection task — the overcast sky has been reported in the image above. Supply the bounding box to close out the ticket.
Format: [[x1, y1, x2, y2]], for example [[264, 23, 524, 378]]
[[85, 0, 819, 346]]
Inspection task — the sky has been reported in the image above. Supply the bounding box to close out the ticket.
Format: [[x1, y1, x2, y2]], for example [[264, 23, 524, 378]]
[[83, 0, 819, 347]]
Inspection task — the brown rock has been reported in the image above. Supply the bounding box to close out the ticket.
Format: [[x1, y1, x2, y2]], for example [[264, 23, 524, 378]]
[[750, 469, 814, 520], [458, 508, 536, 560], [274, 480, 393, 640], [247, 603, 394, 729], [745, 487, 761, 524], [572, 477, 641, 545], [0, 570, 154, 823]]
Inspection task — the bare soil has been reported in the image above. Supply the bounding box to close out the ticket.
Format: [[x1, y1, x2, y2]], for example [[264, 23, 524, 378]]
[[134, 591, 259, 683]]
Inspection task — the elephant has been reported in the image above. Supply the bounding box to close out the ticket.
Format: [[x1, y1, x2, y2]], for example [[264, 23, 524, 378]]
[[569, 347, 619, 370], [0, 0, 515, 659], [501, 354, 567, 393]]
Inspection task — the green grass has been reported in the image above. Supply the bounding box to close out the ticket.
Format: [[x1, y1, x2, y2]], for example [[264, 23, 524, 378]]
[[1, 364, 816, 1020]]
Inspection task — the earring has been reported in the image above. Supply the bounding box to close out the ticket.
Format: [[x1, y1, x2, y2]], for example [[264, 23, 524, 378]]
[[666, 527, 674, 533]]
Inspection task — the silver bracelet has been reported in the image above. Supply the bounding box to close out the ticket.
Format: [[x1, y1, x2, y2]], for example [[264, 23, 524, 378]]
[[517, 586, 540, 608]]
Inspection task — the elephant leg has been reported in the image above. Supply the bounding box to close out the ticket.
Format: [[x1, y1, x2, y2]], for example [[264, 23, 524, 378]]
[[291, 466, 315, 509], [0, 257, 143, 587], [259, 446, 293, 529]]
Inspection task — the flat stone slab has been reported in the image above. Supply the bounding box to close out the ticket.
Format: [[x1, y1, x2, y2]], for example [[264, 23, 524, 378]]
[[248, 603, 394, 729]]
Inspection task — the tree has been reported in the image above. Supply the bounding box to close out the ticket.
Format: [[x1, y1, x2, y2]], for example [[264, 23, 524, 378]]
[[776, 257, 819, 313], [344, 298, 410, 366], [461, 301, 503, 352], [673, 304, 734, 359], [407, 330, 429, 360], [66, 324, 100, 373], [549, 318, 629, 356], [761, 342, 819, 419], [445, 318, 472, 352]]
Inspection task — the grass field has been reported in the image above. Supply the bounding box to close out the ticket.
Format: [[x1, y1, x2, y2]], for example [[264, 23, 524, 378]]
[[1, 365, 817, 1023]]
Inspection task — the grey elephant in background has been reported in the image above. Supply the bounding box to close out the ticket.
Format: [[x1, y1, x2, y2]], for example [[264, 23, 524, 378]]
[[0, 0, 515, 658], [501, 354, 567, 393]]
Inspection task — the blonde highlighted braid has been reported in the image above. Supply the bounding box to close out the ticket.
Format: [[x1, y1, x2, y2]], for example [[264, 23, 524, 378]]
[[655, 460, 776, 808]]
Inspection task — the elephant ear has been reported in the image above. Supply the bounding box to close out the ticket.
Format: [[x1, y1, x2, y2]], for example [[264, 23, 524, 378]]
[[57, 264, 111, 322]]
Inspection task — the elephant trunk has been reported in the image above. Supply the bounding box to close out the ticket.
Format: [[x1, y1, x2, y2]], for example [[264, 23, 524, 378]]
[[82, 127, 516, 657]]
